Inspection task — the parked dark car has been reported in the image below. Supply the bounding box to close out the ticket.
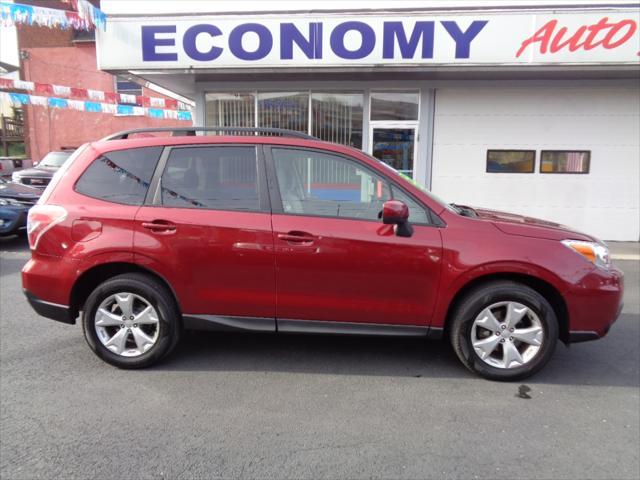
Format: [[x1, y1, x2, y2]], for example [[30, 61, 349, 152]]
[[0, 204, 29, 236], [11, 150, 72, 188], [0, 177, 41, 236], [0, 156, 34, 179], [22, 127, 623, 380]]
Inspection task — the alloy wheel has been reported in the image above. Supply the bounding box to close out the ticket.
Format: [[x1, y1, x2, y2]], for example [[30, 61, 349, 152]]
[[94, 292, 160, 357], [470, 301, 545, 369]]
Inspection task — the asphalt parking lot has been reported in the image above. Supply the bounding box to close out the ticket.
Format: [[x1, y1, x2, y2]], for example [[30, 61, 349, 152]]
[[1, 235, 638, 480]]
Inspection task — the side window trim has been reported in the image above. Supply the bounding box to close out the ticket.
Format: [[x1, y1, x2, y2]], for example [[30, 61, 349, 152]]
[[146, 146, 171, 206], [263, 145, 285, 215], [257, 144, 272, 213], [147, 144, 270, 213]]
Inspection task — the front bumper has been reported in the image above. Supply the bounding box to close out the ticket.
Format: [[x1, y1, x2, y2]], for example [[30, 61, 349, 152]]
[[24, 290, 75, 325], [566, 265, 624, 343]]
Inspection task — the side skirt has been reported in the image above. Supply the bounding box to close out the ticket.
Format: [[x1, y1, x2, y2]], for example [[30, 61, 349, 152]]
[[183, 315, 442, 338], [182, 315, 275, 332], [277, 319, 428, 337]]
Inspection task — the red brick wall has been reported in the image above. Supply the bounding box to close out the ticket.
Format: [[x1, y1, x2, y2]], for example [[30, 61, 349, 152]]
[[16, 24, 74, 49], [19, 39, 190, 161]]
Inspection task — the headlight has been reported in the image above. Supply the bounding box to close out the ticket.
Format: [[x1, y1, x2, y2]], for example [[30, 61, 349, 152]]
[[0, 198, 21, 206], [561, 239, 610, 269], [11, 172, 20, 182]]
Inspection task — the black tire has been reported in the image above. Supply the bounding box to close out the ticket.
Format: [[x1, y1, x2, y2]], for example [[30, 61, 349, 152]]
[[82, 273, 181, 368], [449, 281, 558, 381]]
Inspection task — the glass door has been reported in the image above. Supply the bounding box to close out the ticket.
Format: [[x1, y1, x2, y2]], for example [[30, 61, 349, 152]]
[[370, 126, 417, 179]]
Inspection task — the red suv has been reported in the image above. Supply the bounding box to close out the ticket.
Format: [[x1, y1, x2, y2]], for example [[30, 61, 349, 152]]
[[22, 127, 624, 380]]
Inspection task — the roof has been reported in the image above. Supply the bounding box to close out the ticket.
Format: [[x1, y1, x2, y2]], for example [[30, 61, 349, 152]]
[[91, 134, 366, 160]]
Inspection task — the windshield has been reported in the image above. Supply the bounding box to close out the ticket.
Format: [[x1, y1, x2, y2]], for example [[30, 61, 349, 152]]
[[39, 151, 72, 168], [364, 153, 457, 213]]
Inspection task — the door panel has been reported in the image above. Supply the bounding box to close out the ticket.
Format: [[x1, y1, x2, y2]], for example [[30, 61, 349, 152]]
[[134, 144, 275, 320], [268, 146, 442, 326], [135, 208, 275, 317], [272, 215, 442, 325]]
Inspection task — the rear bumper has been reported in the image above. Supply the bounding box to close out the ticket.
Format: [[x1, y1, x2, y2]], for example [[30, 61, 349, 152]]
[[22, 255, 79, 322], [24, 290, 75, 324]]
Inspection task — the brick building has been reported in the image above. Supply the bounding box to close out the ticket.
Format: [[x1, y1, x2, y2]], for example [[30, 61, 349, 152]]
[[16, 0, 191, 161]]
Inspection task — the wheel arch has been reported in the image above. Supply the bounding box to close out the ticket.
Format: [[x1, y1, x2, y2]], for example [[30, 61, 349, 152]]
[[442, 272, 570, 344], [69, 262, 182, 321]]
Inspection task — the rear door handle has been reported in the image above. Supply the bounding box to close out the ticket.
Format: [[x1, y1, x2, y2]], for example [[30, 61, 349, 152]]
[[277, 231, 315, 244], [142, 220, 177, 234]]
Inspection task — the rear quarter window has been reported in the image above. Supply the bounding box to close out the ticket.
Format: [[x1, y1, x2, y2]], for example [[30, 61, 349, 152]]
[[74, 147, 163, 205], [39, 144, 88, 205]]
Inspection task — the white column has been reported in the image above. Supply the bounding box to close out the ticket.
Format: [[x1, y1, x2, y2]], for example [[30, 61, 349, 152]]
[[362, 89, 371, 153], [417, 88, 435, 189], [194, 90, 206, 129]]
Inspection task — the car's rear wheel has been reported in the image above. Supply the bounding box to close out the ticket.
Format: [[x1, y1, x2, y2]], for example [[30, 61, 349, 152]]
[[449, 281, 559, 381], [82, 273, 181, 368]]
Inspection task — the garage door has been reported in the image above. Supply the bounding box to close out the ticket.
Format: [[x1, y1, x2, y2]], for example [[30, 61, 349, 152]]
[[431, 87, 640, 241]]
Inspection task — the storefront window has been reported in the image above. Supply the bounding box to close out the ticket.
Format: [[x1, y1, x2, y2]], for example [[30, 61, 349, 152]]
[[311, 92, 363, 149], [372, 128, 415, 177], [205, 92, 255, 128], [370, 91, 419, 121], [540, 151, 590, 174], [486, 150, 535, 173], [258, 92, 309, 133]]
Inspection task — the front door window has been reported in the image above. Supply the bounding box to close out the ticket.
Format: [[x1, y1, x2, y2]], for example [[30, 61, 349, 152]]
[[272, 147, 391, 220]]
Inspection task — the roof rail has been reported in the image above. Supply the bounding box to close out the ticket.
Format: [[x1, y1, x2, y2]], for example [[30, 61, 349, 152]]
[[101, 126, 318, 141]]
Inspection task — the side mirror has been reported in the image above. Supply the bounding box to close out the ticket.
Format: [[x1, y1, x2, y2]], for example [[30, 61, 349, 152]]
[[382, 200, 413, 237]]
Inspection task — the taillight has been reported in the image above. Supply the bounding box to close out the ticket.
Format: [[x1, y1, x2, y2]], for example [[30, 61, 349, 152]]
[[27, 205, 68, 250]]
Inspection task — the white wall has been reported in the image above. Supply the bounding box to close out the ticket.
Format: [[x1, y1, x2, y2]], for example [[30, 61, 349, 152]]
[[431, 87, 640, 241], [0, 9, 18, 70]]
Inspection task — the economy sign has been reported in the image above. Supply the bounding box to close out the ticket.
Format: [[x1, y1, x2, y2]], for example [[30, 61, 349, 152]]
[[97, 11, 640, 69]]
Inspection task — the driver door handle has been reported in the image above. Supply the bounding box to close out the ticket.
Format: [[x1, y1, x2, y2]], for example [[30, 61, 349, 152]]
[[141, 220, 177, 234], [277, 231, 315, 244]]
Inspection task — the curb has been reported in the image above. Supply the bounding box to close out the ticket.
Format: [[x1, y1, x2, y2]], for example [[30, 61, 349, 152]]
[[612, 254, 640, 261]]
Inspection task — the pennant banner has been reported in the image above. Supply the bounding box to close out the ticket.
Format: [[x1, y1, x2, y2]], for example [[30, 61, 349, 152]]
[[68, 0, 106, 30], [0, 77, 191, 111], [0, 0, 106, 31], [1, 92, 193, 122]]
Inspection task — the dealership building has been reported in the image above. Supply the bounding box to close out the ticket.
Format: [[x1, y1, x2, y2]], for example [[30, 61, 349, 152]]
[[98, 0, 640, 241]]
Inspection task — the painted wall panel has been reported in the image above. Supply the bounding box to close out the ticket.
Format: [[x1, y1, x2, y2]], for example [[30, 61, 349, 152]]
[[431, 88, 640, 241]]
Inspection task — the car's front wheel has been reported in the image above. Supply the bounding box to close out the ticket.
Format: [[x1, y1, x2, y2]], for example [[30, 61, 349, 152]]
[[449, 281, 559, 381], [82, 273, 181, 368]]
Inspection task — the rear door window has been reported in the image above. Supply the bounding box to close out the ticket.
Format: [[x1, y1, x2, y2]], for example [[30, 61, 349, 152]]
[[160, 146, 260, 212], [75, 147, 163, 205]]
